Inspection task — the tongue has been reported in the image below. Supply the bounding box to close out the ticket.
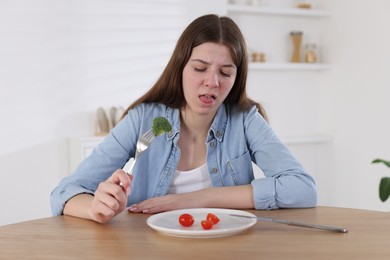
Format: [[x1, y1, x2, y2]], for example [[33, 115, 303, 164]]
[[200, 95, 214, 104]]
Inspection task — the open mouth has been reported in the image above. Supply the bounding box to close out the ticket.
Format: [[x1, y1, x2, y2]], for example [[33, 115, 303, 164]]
[[199, 94, 216, 103]]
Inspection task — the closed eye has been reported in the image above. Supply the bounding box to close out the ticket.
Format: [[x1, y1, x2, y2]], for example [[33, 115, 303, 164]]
[[194, 67, 206, 72], [221, 71, 232, 77]]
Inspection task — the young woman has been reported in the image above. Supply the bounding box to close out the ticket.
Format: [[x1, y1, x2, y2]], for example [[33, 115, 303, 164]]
[[51, 14, 317, 223]]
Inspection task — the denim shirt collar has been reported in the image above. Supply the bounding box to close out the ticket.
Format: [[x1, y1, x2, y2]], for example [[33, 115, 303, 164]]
[[164, 104, 227, 143], [208, 104, 227, 143], [165, 107, 179, 142]]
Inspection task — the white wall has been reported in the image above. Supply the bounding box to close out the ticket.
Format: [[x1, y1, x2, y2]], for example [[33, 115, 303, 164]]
[[0, 0, 189, 226], [1, 0, 389, 226], [0, 0, 225, 226], [317, 0, 390, 211]]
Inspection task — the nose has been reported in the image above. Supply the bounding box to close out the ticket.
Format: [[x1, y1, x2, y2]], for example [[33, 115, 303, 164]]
[[204, 72, 219, 88]]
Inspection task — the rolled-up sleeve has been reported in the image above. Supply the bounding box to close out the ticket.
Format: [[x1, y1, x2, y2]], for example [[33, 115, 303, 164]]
[[50, 181, 94, 216], [251, 173, 317, 210], [245, 106, 317, 209]]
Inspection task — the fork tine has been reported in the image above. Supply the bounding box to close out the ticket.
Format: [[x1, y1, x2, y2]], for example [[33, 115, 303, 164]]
[[143, 129, 155, 141], [124, 128, 156, 174], [141, 129, 152, 137]]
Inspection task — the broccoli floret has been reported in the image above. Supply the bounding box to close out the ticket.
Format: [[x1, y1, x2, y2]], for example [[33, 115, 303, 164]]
[[152, 116, 172, 136]]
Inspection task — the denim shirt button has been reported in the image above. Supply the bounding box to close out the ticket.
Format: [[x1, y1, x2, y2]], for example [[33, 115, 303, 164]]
[[210, 141, 216, 148], [216, 131, 222, 138], [211, 168, 218, 173]]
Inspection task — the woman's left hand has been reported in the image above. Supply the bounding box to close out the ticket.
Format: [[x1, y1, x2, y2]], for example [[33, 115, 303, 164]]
[[127, 192, 204, 214]]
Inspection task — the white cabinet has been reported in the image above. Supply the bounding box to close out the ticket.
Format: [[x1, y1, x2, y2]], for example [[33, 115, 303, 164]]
[[227, 1, 332, 144], [227, 2, 331, 70]]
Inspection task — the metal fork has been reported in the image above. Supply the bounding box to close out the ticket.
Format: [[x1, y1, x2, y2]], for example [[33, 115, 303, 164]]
[[125, 129, 155, 174]]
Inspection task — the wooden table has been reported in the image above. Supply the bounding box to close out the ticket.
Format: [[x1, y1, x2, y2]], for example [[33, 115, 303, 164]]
[[1, 206, 389, 259]]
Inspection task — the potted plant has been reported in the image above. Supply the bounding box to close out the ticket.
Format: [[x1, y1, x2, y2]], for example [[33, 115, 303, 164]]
[[372, 159, 390, 202]]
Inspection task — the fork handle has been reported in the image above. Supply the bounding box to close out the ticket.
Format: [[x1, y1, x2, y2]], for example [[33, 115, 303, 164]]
[[124, 158, 136, 174]]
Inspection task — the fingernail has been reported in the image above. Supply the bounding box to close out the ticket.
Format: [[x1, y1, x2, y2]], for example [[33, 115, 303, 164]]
[[127, 204, 137, 212], [142, 209, 149, 213]]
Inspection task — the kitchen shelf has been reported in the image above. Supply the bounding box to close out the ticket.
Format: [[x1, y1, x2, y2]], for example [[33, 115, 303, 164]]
[[249, 62, 330, 71], [227, 4, 331, 18]]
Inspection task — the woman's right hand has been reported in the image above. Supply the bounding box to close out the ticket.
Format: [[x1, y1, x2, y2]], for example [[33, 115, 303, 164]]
[[90, 169, 132, 223]]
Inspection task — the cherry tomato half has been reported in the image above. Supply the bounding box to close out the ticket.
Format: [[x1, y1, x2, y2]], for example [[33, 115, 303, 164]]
[[206, 213, 220, 224], [178, 213, 194, 227], [201, 219, 214, 230]]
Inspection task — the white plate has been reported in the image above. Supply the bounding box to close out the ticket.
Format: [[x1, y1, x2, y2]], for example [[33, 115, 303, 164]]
[[146, 208, 257, 238]]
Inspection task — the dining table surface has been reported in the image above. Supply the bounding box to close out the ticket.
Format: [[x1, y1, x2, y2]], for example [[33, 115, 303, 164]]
[[0, 206, 389, 259]]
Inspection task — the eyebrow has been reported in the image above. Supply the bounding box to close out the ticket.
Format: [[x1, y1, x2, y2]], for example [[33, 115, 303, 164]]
[[189, 59, 236, 68]]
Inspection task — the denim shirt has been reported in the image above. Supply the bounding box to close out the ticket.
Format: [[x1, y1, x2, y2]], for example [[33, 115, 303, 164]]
[[50, 103, 317, 216]]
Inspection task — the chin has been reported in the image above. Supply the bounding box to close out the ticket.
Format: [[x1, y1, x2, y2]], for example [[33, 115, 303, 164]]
[[196, 107, 218, 116]]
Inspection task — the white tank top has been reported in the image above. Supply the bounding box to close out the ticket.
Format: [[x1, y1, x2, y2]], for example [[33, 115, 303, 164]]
[[168, 164, 212, 194]]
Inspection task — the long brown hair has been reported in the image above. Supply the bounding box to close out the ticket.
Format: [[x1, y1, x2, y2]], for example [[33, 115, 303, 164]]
[[124, 14, 268, 121]]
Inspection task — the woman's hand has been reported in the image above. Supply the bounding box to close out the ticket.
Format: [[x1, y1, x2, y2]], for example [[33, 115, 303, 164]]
[[90, 169, 132, 223], [127, 186, 254, 214], [128, 192, 200, 214]]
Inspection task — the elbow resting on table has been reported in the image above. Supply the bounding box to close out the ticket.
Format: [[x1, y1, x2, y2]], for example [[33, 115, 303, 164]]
[[279, 175, 318, 208], [252, 175, 317, 210]]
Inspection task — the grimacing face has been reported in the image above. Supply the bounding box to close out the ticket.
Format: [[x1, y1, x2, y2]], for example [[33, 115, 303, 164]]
[[182, 42, 237, 117]]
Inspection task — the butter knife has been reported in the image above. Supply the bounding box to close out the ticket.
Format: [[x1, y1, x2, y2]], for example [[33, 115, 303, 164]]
[[230, 214, 348, 233]]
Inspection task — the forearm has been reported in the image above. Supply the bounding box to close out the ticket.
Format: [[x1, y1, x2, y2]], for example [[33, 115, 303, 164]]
[[129, 185, 255, 214], [199, 185, 254, 209], [63, 193, 94, 220]]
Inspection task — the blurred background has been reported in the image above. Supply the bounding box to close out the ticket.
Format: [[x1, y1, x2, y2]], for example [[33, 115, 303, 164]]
[[1, 0, 389, 225]]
